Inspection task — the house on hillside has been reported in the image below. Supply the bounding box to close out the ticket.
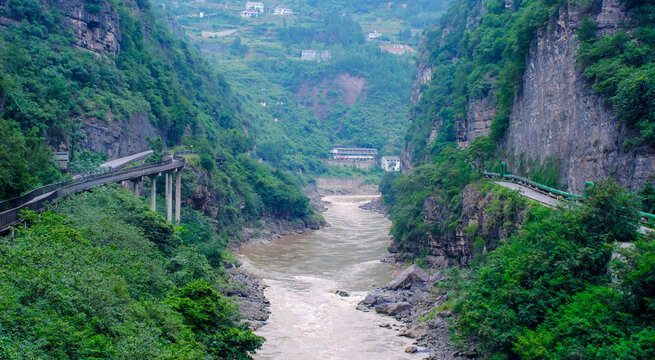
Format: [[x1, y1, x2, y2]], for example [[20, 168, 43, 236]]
[[301, 50, 331, 62], [380, 44, 415, 55], [329, 147, 378, 161], [380, 156, 401, 172], [241, 10, 259, 18], [274, 7, 293, 15], [367, 31, 381, 41], [245, 1, 264, 11]]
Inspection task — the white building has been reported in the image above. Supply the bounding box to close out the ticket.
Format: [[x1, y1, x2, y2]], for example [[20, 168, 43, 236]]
[[330, 147, 378, 161], [301, 50, 331, 62], [367, 31, 381, 41], [380, 156, 401, 172], [274, 7, 293, 15], [245, 1, 264, 11], [241, 9, 259, 18]]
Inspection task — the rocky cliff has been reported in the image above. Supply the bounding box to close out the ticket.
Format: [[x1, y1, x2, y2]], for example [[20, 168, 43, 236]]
[[82, 113, 158, 158], [504, 0, 655, 193], [404, 37, 434, 173], [46, 0, 121, 55], [407, 0, 654, 193], [390, 184, 528, 268]]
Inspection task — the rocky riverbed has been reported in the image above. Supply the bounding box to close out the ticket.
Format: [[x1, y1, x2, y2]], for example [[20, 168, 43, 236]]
[[357, 264, 478, 359], [224, 267, 271, 330]]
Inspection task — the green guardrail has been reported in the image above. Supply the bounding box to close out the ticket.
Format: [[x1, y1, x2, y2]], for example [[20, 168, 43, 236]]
[[483, 162, 655, 226]]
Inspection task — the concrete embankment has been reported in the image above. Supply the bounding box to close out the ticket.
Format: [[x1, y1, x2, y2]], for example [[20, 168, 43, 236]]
[[315, 177, 378, 195]]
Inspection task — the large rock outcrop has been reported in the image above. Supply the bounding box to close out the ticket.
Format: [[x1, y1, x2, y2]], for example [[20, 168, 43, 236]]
[[389, 185, 527, 268], [82, 113, 158, 158], [423, 185, 527, 268], [504, 0, 655, 193], [46, 0, 121, 55]]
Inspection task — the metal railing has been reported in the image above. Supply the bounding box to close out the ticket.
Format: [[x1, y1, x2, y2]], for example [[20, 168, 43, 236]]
[[483, 162, 655, 226], [0, 157, 185, 231]]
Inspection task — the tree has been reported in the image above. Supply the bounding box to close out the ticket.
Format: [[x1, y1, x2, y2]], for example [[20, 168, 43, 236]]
[[167, 281, 264, 359]]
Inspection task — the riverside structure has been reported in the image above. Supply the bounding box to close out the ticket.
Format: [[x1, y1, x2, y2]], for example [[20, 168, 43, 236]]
[[0, 154, 186, 233]]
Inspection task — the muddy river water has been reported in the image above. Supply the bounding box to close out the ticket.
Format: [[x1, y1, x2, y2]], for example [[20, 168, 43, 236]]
[[237, 195, 420, 359]]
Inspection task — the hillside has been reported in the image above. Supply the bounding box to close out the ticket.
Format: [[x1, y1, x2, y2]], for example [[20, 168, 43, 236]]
[[0, 0, 320, 230], [0, 0, 323, 356], [153, 0, 450, 174], [378, 0, 655, 357]]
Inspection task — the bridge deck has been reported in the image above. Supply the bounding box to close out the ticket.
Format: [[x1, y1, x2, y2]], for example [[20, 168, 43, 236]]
[[0, 158, 184, 232], [100, 150, 154, 171]]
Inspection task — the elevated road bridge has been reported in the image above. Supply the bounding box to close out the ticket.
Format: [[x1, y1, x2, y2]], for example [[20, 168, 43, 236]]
[[0, 155, 186, 233]]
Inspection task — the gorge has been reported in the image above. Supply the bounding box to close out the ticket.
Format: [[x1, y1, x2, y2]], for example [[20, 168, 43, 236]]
[[0, 0, 654, 358]]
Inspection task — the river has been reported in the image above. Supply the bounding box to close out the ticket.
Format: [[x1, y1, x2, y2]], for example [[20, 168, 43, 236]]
[[237, 195, 419, 359]]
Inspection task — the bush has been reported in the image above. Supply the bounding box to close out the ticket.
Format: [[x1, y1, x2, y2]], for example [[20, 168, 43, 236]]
[[454, 179, 643, 358]]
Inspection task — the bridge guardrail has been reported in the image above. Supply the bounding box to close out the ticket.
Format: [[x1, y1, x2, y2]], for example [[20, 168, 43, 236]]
[[483, 162, 655, 226], [0, 157, 185, 231]]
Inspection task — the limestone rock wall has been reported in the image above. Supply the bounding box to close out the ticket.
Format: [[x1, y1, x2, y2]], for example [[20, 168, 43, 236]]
[[82, 113, 158, 158], [504, 0, 655, 193], [46, 0, 121, 55], [390, 185, 526, 268], [456, 92, 496, 148]]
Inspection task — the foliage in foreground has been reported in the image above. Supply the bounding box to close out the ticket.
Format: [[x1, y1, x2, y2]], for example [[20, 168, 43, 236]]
[[0, 186, 263, 359], [452, 179, 655, 359], [577, 0, 655, 147]]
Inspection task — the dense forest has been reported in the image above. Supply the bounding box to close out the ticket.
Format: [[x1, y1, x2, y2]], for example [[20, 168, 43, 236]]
[[380, 0, 655, 357], [0, 0, 323, 357], [161, 0, 447, 176], [0, 187, 264, 358]]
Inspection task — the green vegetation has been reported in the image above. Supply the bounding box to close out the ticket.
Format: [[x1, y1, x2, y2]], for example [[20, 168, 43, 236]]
[[406, 0, 559, 163], [449, 180, 655, 359], [0, 118, 61, 199], [0, 186, 263, 359], [156, 0, 450, 177], [577, 0, 655, 146]]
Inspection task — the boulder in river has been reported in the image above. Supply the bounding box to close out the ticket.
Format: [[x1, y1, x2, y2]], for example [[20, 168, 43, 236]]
[[405, 346, 418, 353], [386, 264, 429, 290], [387, 302, 412, 316], [401, 323, 430, 339], [335, 290, 350, 297]]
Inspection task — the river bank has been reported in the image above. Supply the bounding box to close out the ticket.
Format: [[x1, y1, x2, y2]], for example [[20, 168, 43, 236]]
[[236, 194, 422, 359], [357, 200, 478, 360], [356, 264, 477, 359]]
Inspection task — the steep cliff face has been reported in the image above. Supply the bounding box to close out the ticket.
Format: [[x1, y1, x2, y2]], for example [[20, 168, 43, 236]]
[[406, 0, 654, 192], [456, 90, 496, 148], [390, 184, 527, 268], [505, 0, 654, 193], [47, 0, 121, 55], [82, 113, 158, 158], [404, 37, 434, 173]]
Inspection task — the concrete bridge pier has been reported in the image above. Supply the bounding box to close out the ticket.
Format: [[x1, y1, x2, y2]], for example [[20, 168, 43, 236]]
[[132, 177, 143, 198], [121, 180, 132, 192], [150, 174, 159, 211], [165, 172, 173, 222], [175, 170, 181, 223]]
